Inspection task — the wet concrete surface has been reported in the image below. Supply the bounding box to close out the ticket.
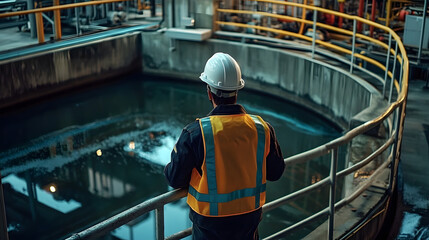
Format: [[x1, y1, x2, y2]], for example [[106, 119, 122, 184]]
[[396, 79, 429, 240]]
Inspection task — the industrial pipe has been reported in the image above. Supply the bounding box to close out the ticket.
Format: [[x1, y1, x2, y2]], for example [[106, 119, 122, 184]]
[[338, 0, 344, 28], [150, 0, 155, 17], [358, 0, 364, 32], [284, 0, 288, 15], [172, 0, 175, 27], [370, 0, 376, 37], [26, 0, 37, 38]]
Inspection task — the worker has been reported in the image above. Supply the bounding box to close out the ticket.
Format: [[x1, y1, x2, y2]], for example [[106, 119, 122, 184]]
[[164, 52, 285, 239]]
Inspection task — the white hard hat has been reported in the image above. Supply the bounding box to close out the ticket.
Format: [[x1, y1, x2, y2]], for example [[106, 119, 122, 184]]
[[200, 52, 245, 92]]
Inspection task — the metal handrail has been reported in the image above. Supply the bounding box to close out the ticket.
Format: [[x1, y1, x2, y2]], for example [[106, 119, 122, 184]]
[[215, 19, 400, 93], [0, 0, 128, 18], [0, 0, 131, 43], [264, 153, 393, 240], [67, 188, 188, 240], [60, 1, 408, 240]]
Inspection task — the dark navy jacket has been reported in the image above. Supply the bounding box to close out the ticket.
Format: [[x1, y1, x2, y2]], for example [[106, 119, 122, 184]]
[[164, 104, 285, 239]]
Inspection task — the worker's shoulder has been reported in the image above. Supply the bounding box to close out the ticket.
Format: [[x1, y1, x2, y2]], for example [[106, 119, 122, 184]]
[[263, 120, 274, 129], [183, 119, 202, 135], [250, 114, 274, 129], [258, 118, 276, 134]]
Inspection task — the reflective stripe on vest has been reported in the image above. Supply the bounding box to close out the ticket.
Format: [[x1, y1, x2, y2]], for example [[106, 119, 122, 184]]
[[187, 114, 269, 217]]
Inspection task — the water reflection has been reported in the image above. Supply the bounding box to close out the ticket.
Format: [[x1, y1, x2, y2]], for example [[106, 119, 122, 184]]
[[0, 75, 341, 239], [87, 167, 135, 198], [3, 174, 81, 214]]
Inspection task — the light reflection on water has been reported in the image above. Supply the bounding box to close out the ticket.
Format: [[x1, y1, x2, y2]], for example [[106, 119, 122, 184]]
[[0, 75, 341, 239], [2, 174, 81, 214]]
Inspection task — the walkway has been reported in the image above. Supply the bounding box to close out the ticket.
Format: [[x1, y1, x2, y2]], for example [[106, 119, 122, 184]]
[[396, 78, 429, 239]]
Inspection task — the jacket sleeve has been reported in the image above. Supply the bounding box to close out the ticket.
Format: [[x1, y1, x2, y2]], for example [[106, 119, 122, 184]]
[[164, 128, 196, 189], [266, 122, 285, 181]]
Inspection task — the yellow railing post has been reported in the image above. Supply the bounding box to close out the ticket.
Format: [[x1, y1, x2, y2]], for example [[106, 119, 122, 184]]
[[138, 0, 142, 11], [54, 0, 62, 40], [298, 0, 307, 35], [213, 0, 219, 32], [386, 0, 392, 27], [35, 12, 45, 43]]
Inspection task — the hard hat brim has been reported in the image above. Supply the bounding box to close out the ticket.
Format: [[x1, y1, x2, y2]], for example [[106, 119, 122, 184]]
[[200, 73, 245, 91]]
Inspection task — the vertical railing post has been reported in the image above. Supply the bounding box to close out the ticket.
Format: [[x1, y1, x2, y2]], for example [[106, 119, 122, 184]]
[[350, 18, 357, 73], [311, 9, 317, 58], [268, 3, 272, 29], [156, 207, 164, 240], [328, 148, 338, 240], [385, 0, 392, 27], [212, 0, 219, 32], [35, 12, 45, 43], [389, 106, 401, 193], [383, 32, 392, 97], [54, 0, 62, 40], [0, 172, 9, 240], [389, 42, 398, 103], [342, 141, 353, 198], [398, 57, 404, 87], [27, 0, 37, 38]]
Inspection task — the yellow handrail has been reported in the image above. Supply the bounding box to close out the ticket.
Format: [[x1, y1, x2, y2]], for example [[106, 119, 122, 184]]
[[0, 0, 127, 18], [217, 0, 408, 102], [216, 20, 401, 93], [0, 0, 130, 43], [217, 8, 402, 61]]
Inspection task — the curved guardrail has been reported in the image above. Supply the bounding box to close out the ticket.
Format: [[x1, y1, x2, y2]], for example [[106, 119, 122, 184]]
[[47, 0, 407, 239]]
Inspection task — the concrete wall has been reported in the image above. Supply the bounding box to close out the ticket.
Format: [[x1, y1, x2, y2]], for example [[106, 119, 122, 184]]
[[0, 32, 142, 109], [141, 33, 381, 128], [162, 0, 213, 29]]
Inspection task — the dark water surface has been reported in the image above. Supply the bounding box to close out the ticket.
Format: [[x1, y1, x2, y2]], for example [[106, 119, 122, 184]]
[[0, 74, 341, 239]]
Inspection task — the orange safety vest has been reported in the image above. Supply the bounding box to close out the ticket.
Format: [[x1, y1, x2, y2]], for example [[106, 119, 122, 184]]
[[187, 114, 270, 217]]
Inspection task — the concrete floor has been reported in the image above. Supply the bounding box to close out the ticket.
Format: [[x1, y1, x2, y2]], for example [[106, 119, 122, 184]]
[[0, 27, 39, 52], [396, 78, 429, 239], [0, 9, 160, 54]]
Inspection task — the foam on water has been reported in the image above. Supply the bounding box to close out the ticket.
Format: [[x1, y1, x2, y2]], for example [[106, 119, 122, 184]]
[[398, 212, 422, 238], [135, 135, 176, 166], [123, 121, 181, 166], [404, 184, 429, 210], [243, 104, 338, 136]]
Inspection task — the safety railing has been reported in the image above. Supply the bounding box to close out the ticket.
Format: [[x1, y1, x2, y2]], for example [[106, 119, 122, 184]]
[[63, 0, 408, 239], [0, 0, 151, 44], [0, 0, 128, 43]]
